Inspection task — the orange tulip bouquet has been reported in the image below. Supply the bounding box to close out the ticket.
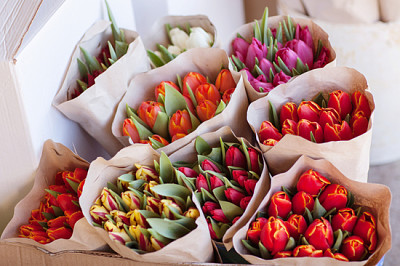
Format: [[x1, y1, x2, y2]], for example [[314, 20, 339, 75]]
[[232, 155, 391, 265], [247, 67, 374, 182]]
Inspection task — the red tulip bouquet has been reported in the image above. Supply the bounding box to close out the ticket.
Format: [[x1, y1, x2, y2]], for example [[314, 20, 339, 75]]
[[225, 7, 336, 102], [80, 145, 213, 263], [53, 1, 150, 155], [1, 140, 105, 252], [247, 67, 374, 182], [232, 155, 391, 265], [111, 48, 251, 156]]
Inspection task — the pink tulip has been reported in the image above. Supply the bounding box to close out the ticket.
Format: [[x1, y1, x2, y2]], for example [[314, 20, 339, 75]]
[[285, 39, 313, 69]]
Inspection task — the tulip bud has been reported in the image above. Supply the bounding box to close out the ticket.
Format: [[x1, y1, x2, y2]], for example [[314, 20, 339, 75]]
[[263, 139, 278, 146], [319, 108, 341, 129], [184, 207, 200, 219], [297, 169, 331, 197], [171, 133, 186, 142], [110, 210, 130, 225], [273, 71, 291, 87], [340, 236, 366, 261], [282, 119, 298, 136], [154, 81, 180, 100], [47, 227, 73, 241], [323, 249, 349, 261], [182, 72, 207, 97], [332, 208, 358, 233], [275, 47, 299, 71], [57, 193, 81, 213], [297, 119, 323, 143], [132, 209, 149, 228], [313, 46, 330, 69], [318, 184, 348, 212], [196, 174, 210, 192], [196, 100, 217, 122], [232, 169, 248, 187], [135, 163, 159, 183], [244, 179, 257, 195], [352, 91, 371, 118], [350, 111, 369, 137], [210, 175, 224, 190], [121, 191, 141, 211], [273, 251, 293, 258], [267, 191, 292, 219], [225, 146, 246, 169], [195, 83, 221, 106], [246, 37, 268, 70], [232, 37, 250, 57], [186, 27, 213, 49], [292, 191, 315, 215], [48, 216, 68, 229], [295, 25, 314, 51], [149, 134, 170, 147], [143, 180, 160, 199], [260, 216, 290, 255], [202, 201, 219, 216], [280, 102, 298, 124], [259, 58, 275, 76], [324, 121, 353, 142], [353, 212, 377, 253], [178, 167, 198, 178], [285, 39, 313, 68], [161, 199, 182, 219], [19, 224, 46, 237], [259, 121, 282, 143], [122, 118, 140, 143], [201, 159, 221, 172], [250, 76, 274, 93], [207, 221, 220, 240], [137, 101, 163, 129], [293, 245, 323, 257], [225, 188, 246, 206], [77, 179, 85, 198], [215, 69, 236, 94], [222, 88, 235, 104], [304, 217, 334, 251], [328, 90, 352, 120], [65, 210, 83, 229], [170, 28, 189, 49], [150, 235, 166, 251], [130, 225, 155, 252], [247, 217, 268, 244], [285, 214, 307, 241], [146, 197, 162, 215], [247, 147, 262, 175], [240, 196, 252, 210], [210, 209, 230, 223], [169, 109, 192, 140], [90, 205, 109, 225], [298, 101, 321, 123]]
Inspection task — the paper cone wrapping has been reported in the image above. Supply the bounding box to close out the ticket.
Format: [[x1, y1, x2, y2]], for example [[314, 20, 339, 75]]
[[53, 20, 151, 156], [379, 0, 400, 22], [79, 144, 214, 263], [232, 155, 391, 265], [1, 140, 106, 252], [224, 15, 336, 102], [247, 67, 374, 182], [142, 15, 219, 52], [167, 126, 271, 251], [111, 47, 252, 156]]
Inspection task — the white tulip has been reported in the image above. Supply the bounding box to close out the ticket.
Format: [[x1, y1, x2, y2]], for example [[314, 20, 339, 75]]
[[167, 45, 182, 55], [185, 27, 213, 49], [169, 27, 189, 50]]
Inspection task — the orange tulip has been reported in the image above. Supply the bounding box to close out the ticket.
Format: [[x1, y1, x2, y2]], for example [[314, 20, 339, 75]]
[[196, 100, 217, 122], [122, 118, 140, 143], [182, 72, 207, 97], [215, 69, 236, 93], [195, 83, 221, 105], [138, 101, 164, 129], [154, 81, 180, 100], [222, 88, 235, 104], [169, 110, 192, 139]]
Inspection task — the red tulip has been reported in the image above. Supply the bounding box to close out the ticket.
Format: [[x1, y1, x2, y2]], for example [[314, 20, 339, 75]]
[[267, 191, 292, 219], [154, 81, 180, 100], [210, 175, 224, 190], [328, 90, 352, 120], [182, 72, 207, 97], [168, 109, 192, 140], [318, 184, 348, 212], [225, 146, 246, 169], [247, 217, 268, 244], [19, 224, 46, 237], [273, 71, 291, 87], [304, 217, 334, 251], [215, 69, 236, 94], [292, 191, 315, 215], [340, 236, 366, 261], [285, 214, 307, 241], [202, 201, 219, 216], [319, 108, 341, 129], [297, 169, 331, 197], [323, 249, 349, 261], [293, 245, 323, 257], [201, 159, 221, 172], [263, 139, 278, 146], [47, 226, 73, 241], [196, 100, 217, 122], [350, 111, 369, 137], [208, 221, 219, 240], [244, 179, 257, 195], [210, 209, 230, 223], [66, 210, 84, 229], [285, 39, 313, 68], [324, 121, 353, 142], [122, 118, 140, 143], [352, 91, 371, 118], [47, 216, 68, 228], [282, 119, 297, 136], [77, 179, 85, 198], [273, 251, 292, 258], [353, 212, 377, 253], [28, 209, 46, 226], [196, 174, 210, 192], [225, 188, 246, 206], [222, 88, 235, 104], [57, 193, 81, 213], [240, 196, 252, 210], [259, 121, 282, 143], [178, 167, 198, 178], [260, 216, 290, 255], [280, 102, 298, 124], [138, 101, 164, 129], [232, 169, 248, 187], [331, 208, 358, 233], [297, 119, 323, 143], [297, 101, 321, 123], [247, 147, 262, 175]]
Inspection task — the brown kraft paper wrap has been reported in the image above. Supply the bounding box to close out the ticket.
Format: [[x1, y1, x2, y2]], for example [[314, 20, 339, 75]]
[[111, 47, 252, 156], [53, 20, 151, 156], [224, 15, 336, 102], [167, 126, 271, 251], [1, 140, 107, 252], [247, 67, 374, 182], [79, 144, 214, 263], [232, 155, 391, 265]]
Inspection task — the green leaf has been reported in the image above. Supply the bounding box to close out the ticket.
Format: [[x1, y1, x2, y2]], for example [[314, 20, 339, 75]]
[[277, 56, 292, 76], [242, 240, 260, 256], [276, 22, 283, 44], [42, 212, 55, 221], [273, 61, 282, 74], [174, 217, 197, 231], [312, 198, 327, 220], [220, 137, 226, 166], [151, 183, 191, 201], [108, 41, 118, 62], [312, 92, 325, 107], [187, 108, 200, 133], [105, 0, 121, 42], [76, 79, 88, 91], [128, 179, 146, 190], [146, 218, 191, 240], [332, 229, 344, 251], [149, 137, 166, 149], [258, 241, 272, 259], [229, 57, 238, 72], [77, 58, 88, 78], [220, 200, 244, 222], [254, 64, 266, 79], [214, 100, 226, 116], [304, 207, 313, 224], [159, 152, 174, 183], [284, 237, 296, 251], [287, 16, 295, 40], [282, 186, 295, 198], [201, 187, 217, 203], [72, 200, 80, 207], [213, 186, 227, 201], [282, 19, 290, 41], [323, 207, 337, 218], [80, 47, 101, 73], [301, 236, 310, 245], [165, 23, 173, 43], [260, 7, 269, 44], [315, 39, 323, 60], [45, 189, 61, 199], [175, 169, 196, 191], [164, 83, 187, 116], [209, 218, 230, 240], [157, 44, 174, 63], [147, 50, 165, 68], [151, 111, 169, 139], [295, 57, 307, 75], [138, 210, 161, 219], [51, 206, 64, 217], [194, 191, 202, 204], [256, 211, 268, 218], [38, 221, 48, 230], [115, 40, 128, 59], [253, 20, 262, 42], [119, 173, 135, 183], [195, 136, 212, 155], [231, 55, 246, 71], [107, 181, 121, 194], [66, 178, 80, 193], [147, 228, 172, 245], [185, 82, 198, 107], [268, 100, 280, 131], [310, 131, 317, 143], [130, 115, 153, 141], [175, 74, 183, 91]]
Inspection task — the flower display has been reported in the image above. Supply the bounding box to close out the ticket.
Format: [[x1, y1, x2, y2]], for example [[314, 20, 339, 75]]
[[18, 168, 88, 244], [123, 69, 237, 149], [230, 7, 332, 93], [259, 90, 372, 146], [242, 168, 378, 262]]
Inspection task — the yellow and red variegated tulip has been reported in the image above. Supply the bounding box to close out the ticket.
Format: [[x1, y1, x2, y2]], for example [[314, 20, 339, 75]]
[[267, 191, 292, 219], [282, 119, 297, 136], [154, 81, 180, 100], [328, 90, 352, 120], [318, 184, 348, 212], [184, 207, 200, 219], [285, 214, 307, 241], [292, 191, 315, 215], [263, 139, 278, 146], [123, 118, 140, 143], [297, 101, 321, 123], [297, 119, 323, 143], [260, 216, 290, 255], [146, 197, 163, 216], [182, 71, 207, 97], [350, 111, 369, 137], [225, 146, 246, 169], [324, 121, 352, 142], [273, 251, 293, 258], [47, 226, 73, 241], [110, 210, 130, 225], [121, 191, 141, 211], [215, 69, 236, 94], [222, 88, 235, 104], [331, 208, 358, 233], [340, 236, 366, 261], [323, 248, 349, 261], [108, 230, 132, 245], [304, 217, 334, 251], [90, 204, 109, 225], [297, 169, 331, 197], [138, 101, 164, 129], [196, 100, 217, 122], [161, 199, 183, 219], [280, 102, 298, 124], [132, 209, 150, 228], [259, 121, 282, 143], [247, 217, 268, 245], [135, 163, 159, 183], [100, 188, 119, 212], [169, 110, 192, 141], [351, 91, 371, 119], [225, 188, 246, 206], [353, 211, 377, 253], [195, 83, 221, 105], [319, 108, 341, 129], [293, 245, 323, 257]]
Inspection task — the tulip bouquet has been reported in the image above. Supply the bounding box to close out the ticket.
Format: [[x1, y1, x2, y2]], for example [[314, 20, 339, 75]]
[[259, 89, 371, 146], [148, 23, 214, 68], [232, 155, 391, 265], [122, 68, 236, 148]]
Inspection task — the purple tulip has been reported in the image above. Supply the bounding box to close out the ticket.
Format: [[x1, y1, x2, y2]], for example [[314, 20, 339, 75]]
[[243, 68, 255, 81], [285, 39, 313, 69], [259, 58, 275, 76], [295, 25, 314, 52], [245, 38, 268, 70], [313, 46, 330, 69], [250, 75, 274, 93], [273, 71, 291, 87], [234, 51, 245, 63], [275, 48, 298, 71], [232, 37, 250, 57]]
